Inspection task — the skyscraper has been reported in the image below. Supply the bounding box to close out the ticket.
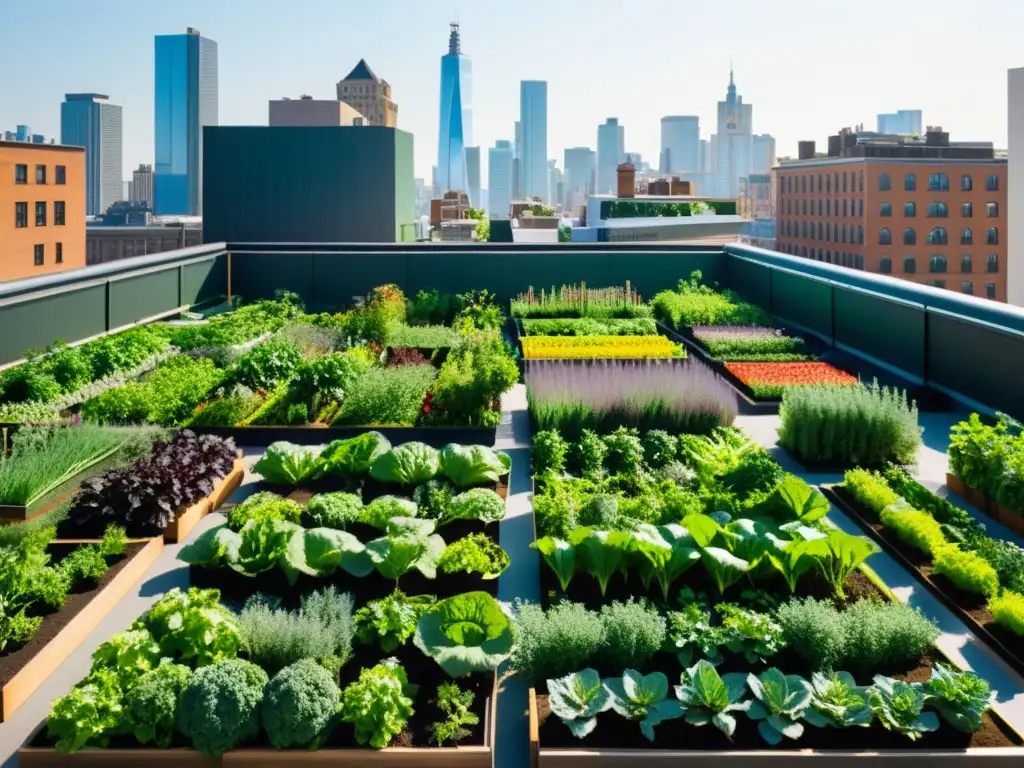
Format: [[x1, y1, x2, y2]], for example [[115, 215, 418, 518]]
[[465, 146, 481, 209], [488, 140, 514, 218], [563, 147, 596, 209], [714, 67, 753, 197], [520, 81, 548, 202], [752, 134, 776, 172], [877, 109, 923, 135], [60, 93, 122, 216], [154, 27, 218, 215], [132, 164, 154, 207], [548, 159, 562, 210], [660, 116, 700, 173], [513, 120, 523, 199], [436, 23, 473, 194], [597, 118, 625, 194], [336, 59, 398, 127]]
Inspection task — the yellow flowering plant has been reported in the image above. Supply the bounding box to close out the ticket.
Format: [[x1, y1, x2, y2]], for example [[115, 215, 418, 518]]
[[521, 335, 685, 360]]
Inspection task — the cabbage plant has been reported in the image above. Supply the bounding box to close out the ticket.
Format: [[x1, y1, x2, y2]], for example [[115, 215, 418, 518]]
[[924, 663, 991, 734], [546, 668, 612, 738], [745, 668, 812, 744], [439, 444, 511, 486], [414, 591, 513, 677], [252, 442, 324, 485], [868, 676, 939, 741], [673, 660, 751, 737], [370, 442, 440, 485], [604, 670, 683, 742], [803, 671, 872, 729]]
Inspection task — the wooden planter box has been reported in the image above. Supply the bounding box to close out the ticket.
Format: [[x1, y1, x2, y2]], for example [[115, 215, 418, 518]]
[[161, 457, 246, 543], [946, 473, 1024, 535], [528, 689, 1024, 767], [20, 675, 496, 767], [188, 425, 499, 450], [0, 536, 164, 722]]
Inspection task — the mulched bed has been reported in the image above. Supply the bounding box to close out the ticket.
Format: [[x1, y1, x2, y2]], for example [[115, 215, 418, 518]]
[[0, 542, 147, 687]]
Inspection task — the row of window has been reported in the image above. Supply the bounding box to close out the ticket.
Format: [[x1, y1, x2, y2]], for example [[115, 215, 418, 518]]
[[782, 220, 864, 244], [782, 171, 1000, 196], [878, 226, 998, 246], [879, 201, 998, 218], [14, 201, 67, 228], [785, 198, 864, 217], [14, 164, 67, 185], [31, 243, 64, 266], [878, 254, 998, 274]]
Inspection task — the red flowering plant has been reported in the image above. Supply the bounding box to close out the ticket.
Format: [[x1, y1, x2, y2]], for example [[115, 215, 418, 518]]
[[724, 361, 858, 399]]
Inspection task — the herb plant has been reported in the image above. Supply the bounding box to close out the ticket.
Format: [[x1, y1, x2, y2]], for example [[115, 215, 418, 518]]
[[445, 488, 506, 524], [430, 682, 479, 745], [510, 601, 604, 687]]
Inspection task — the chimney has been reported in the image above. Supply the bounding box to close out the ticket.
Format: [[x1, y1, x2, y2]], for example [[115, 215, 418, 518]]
[[798, 141, 816, 160], [617, 163, 636, 198]]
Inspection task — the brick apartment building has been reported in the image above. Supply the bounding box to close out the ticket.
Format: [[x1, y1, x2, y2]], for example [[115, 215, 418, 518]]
[[775, 128, 1007, 301], [0, 141, 85, 282]]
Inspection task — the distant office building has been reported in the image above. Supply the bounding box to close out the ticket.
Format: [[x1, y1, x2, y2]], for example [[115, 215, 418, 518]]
[[488, 139, 514, 218], [465, 146, 481, 209], [548, 160, 563, 211], [131, 164, 154, 206], [60, 93, 123, 216], [436, 23, 473, 194], [336, 59, 398, 127], [269, 96, 366, 127], [154, 27, 218, 215], [700, 139, 711, 173], [877, 109, 923, 136], [660, 116, 700, 173], [520, 81, 548, 202], [564, 147, 596, 211], [752, 134, 776, 173], [3, 126, 53, 144], [1008, 68, 1024, 306], [513, 120, 523, 199], [714, 67, 753, 197], [597, 118, 625, 194], [203, 126, 415, 243]]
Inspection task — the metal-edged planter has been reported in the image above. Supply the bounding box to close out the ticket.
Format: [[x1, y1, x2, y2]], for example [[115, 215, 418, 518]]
[[946, 473, 1024, 536], [188, 425, 498, 449]]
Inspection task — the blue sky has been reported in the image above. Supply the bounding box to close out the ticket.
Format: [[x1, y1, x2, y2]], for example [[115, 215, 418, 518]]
[[2, 0, 1021, 182]]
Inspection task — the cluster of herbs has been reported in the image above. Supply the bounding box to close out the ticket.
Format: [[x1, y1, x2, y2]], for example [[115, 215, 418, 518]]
[[692, 325, 812, 362], [651, 271, 771, 330], [949, 412, 1024, 516], [520, 317, 658, 337], [169, 293, 304, 351], [511, 282, 651, 320]]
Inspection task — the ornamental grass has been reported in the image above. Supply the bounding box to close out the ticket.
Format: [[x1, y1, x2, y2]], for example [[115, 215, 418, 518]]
[[692, 326, 811, 361], [521, 335, 684, 360], [525, 359, 737, 439], [511, 282, 652, 320], [724, 361, 858, 399]]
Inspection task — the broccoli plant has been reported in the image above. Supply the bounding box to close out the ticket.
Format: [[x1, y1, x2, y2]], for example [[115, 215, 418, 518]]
[[803, 671, 872, 729], [604, 669, 683, 742], [924, 663, 991, 734], [262, 659, 341, 749], [869, 676, 940, 741], [546, 668, 613, 739], [340, 658, 416, 748], [673, 660, 751, 737], [745, 668, 813, 745]]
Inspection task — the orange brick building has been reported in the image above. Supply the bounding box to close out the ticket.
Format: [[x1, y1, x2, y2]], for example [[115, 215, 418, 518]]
[[0, 141, 86, 282], [775, 130, 1007, 301]]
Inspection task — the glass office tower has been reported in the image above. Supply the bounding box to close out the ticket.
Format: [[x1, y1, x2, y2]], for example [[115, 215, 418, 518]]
[[154, 27, 218, 215], [436, 23, 473, 195], [60, 94, 123, 216]]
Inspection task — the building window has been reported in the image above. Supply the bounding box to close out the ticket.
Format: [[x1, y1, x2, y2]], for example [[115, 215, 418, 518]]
[[826, 175, 831, 193], [928, 227, 948, 245], [817, 222, 823, 240], [961, 174, 973, 191], [56, 165, 66, 185], [962, 202, 973, 217], [855, 254, 864, 270], [858, 199, 863, 216], [904, 201, 916, 217], [986, 282, 997, 299], [35, 201, 46, 227], [15, 164, 28, 184], [904, 228, 916, 245], [932, 279, 947, 289], [833, 224, 839, 241], [961, 255, 973, 273], [903, 256, 917, 274], [928, 173, 949, 191], [849, 224, 855, 242], [859, 171, 864, 192], [818, 199, 823, 215], [35, 165, 46, 184], [879, 173, 891, 191], [826, 199, 831, 216], [54, 201, 65, 226], [56, 242, 63, 264], [961, 280, 974, 294], [960, 228, 972, 245], [843, 172, 848, 193], [15, 202, 28, 228], [802, 221, 807, 238], [879, 256, 892, 274], [802, 176, 807, 193], [842, 226, 847, 243], [929, 255, 947, 273], [986, 254, 999, 272], [802, 199, 807, 215], [905, 173, 917, 191], [843, 199, 848, 217], [987, 227, 999, 245], [987, 202, 999, 217], [858, 225, 864, 244], [880, 202, 892, 217], [927, 202, 948, 218], [33, 244, 44, 266], [878, 227, 891, 245], [786, 199, 791, 214], [986, 174, 999, 191]]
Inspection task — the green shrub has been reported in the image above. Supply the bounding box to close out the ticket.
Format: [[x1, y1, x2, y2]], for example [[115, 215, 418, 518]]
[[949, 413, 1024, 515], [778, 381, 921, 466], [303, 492, 363, 529], [176, 658, 269, 756], [844, 468, 901, 513], [879, 504, 947, 555], [189, 385, 263, 427], [651, 271, 770, 329], [407, 289, 464, 326], [510, 601, 604, 687], [429, 333, 518, 428], [170, 297, 302, 351], [597, 599, 666, 671], [533, 430, 569, 475], [774, 597, 848, 670], [989, 591, 1024, 635], [412, 479, 455, 520], [58, 545, 108, 585], [227, 492, 302, 532], [334, 365, 436, 426], [232, 338, 303, 390], [388, 323, 459, 349], [262, 659, 340, 749], [933, 544, 1000, 596]]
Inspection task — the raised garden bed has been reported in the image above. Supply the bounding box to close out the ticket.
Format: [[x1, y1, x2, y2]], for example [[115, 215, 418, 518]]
[[0, 537, 163, 722], [187, 426, 498, 450], [946, 474, 1024, 536], [823, 483, 1024, 678]]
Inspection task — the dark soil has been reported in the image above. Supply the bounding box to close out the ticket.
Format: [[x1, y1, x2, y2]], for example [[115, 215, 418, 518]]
[[0, 542, 146, 687], [829, 485, 1024, 677]]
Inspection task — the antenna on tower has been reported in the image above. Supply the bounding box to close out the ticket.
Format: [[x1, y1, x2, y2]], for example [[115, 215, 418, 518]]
[[448, 19, 462, 55]]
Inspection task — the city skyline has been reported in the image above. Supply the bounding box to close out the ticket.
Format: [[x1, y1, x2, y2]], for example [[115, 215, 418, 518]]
[[1, 0, 1020, 184]]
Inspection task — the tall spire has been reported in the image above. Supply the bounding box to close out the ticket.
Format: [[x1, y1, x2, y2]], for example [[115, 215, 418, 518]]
[[727, 60, 736, 99], [448, 22, 461, 55]]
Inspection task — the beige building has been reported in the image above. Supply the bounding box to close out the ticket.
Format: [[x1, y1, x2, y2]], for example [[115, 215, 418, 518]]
[[336, 59, 398, 128], [269, 96, 366, 127], [131, 164, 153, 207]]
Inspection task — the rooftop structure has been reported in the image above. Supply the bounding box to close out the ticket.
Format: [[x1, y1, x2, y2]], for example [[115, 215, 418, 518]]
[[336, 59, 398, 127]]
